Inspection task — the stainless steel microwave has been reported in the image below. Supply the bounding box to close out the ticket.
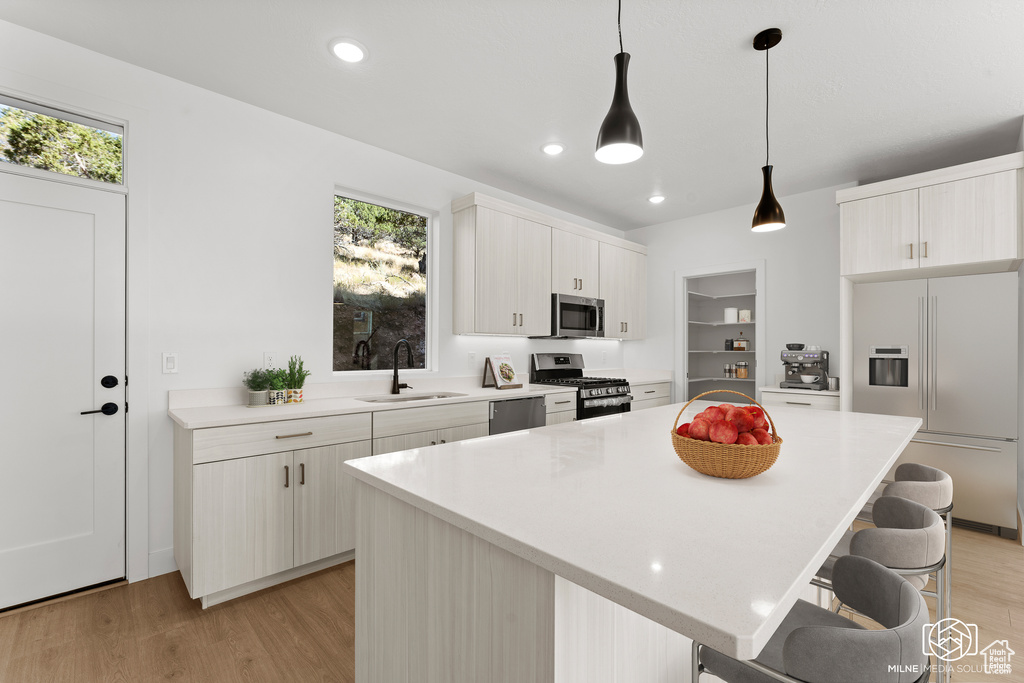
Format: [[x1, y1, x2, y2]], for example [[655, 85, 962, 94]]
[[552, 293, 604, 338]]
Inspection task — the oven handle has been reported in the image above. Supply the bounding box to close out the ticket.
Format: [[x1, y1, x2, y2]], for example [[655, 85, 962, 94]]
[[582, 395, 633, 407]]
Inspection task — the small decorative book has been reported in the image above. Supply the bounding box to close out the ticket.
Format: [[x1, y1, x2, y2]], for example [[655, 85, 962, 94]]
[[482, 354, 522, 390]]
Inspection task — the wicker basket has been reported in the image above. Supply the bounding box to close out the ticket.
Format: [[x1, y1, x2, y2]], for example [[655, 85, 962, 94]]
[[670, 389, 782, 479]]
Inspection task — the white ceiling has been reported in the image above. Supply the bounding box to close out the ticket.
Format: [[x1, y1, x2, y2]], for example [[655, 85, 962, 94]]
[[2, 0, 1022, 229]]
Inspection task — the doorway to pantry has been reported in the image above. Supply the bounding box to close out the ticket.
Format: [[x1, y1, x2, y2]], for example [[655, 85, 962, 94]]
[[675, 261, 766, 406]]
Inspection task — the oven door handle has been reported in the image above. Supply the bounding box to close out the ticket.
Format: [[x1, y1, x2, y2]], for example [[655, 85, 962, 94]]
[[583, 395, 633, 408]]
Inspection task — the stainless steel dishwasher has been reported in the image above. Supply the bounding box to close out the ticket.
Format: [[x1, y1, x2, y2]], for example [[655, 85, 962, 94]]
[[489, 396, 546, 435]]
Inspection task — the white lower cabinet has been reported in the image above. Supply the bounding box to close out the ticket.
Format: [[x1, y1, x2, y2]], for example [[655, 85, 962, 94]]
[[630, 382, 672, 411], [193, 450, 294, 597], [371, 422, 489, 455], [759, 388, 839, 412], [545, 390, 577, 425]]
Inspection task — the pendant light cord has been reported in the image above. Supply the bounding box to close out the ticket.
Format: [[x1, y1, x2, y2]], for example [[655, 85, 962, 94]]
[[617, 0, 624, 54], [765, 44, 770, 166]]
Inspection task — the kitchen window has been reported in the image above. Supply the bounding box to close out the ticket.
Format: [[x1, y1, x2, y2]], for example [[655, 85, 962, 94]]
[[334, 193, 430, 372], [0, 94, 123, 184]]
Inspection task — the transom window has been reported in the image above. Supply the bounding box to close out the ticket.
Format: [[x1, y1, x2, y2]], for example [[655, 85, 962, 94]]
[[333, 195, 428, 372], [0, 94, 123, 185]]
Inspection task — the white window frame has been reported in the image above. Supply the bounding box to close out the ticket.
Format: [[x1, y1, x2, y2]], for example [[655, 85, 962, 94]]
[[332, 187, 438, 377]]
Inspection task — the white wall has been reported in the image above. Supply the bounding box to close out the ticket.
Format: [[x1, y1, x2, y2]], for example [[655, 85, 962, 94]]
[[625, 183, 851, 387], [0, 20, 633, 577]]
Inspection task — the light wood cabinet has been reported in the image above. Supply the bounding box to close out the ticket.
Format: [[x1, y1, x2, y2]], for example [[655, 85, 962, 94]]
[[631, 382, 672, 411], [919, 170, 1020, 268], [452, 193, 647, 338], [546, 411, 576, 426], [545, 390, 577, 425], [840, 189, 920, 276], [552, 229, 600, 297], [599, 243, 646, 339], [372, 421, 488, 455], [294, 442, 371, 566], [837, 157, 1022, 278], [455, 205, 551, 336], [759, 388, 839, 412], [192, 451, 294, 597]]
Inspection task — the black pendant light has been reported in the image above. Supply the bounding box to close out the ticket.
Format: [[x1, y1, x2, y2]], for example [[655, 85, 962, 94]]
[[595, 0, 643, 164], [751, 28, 785, 232]]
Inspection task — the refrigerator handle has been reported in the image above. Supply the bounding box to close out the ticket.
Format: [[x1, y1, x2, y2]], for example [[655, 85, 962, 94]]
[[918, 296, 925, 412], [930, 295, 937, 411]]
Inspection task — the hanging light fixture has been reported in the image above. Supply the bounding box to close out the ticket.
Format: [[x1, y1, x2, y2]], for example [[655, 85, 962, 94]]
[[595, 0, 643, 164], [751, 28, 785, 232]]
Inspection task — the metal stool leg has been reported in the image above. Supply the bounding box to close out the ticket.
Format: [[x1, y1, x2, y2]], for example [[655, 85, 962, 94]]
[[692, 640, 702, 682]]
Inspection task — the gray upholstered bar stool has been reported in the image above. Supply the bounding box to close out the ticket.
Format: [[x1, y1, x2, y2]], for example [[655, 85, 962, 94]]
[[858, 464, 954, 628], [693, 555, 930, 683]]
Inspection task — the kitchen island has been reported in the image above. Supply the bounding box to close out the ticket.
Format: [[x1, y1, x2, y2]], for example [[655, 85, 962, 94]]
[[343, 401, 922, 682]]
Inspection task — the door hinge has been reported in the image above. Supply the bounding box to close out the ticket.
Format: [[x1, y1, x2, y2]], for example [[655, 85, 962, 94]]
[[124, 375, 128, 387], [124, 402, 128, 414]]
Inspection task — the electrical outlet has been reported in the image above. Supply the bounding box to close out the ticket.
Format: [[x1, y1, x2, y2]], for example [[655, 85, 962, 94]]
[[264, 352, 277, 369], [468, 352, 476, 367]]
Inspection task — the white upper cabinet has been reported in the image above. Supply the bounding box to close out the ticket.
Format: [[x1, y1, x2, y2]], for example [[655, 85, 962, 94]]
[[837, 154, 1023, 280], [919, 171, 1020, 268], [552, 228, 600, 298], [452, 193, 646, 338], [599, 243, 646, 340], [840, 189, 920, 276]]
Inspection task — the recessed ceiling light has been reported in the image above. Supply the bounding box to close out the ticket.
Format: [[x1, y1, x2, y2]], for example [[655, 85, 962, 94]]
[[648, 195, 665, 204], [542, 143, 565, 156], [330, 38, 367, 63]]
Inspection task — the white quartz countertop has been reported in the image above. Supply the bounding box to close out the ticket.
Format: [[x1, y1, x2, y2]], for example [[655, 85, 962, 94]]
[[167, 369, 672, 430], [344, 401, 921, 659]]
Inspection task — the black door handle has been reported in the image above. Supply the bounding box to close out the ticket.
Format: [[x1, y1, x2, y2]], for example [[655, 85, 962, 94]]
[[101, 375, 119, 388], [81, 402, 119, 416]]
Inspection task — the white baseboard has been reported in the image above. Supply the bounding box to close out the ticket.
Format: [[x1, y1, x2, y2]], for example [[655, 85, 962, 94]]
[[148, 547, 178, 578]]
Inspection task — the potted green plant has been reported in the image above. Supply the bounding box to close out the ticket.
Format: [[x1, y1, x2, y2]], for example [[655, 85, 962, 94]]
[[243, 368, 270, 406], [267, 368, 288, 405], [285, 355, 312, 403]]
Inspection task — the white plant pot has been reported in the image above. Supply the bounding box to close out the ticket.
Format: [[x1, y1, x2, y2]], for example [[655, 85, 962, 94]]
[[247, 390, 268, 406]]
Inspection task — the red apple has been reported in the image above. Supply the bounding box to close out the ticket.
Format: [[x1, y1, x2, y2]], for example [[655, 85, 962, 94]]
[[676, 422, 690, 437], [725, 407, 755, 433], [717, 403, 736, 414], [709, 419, 738, 444], [736, 432, 758, 446], [689, 418, 711, 441], [745, 407, 768, 430], [702, 406, 726, 422], [751, 428, 772, 445]]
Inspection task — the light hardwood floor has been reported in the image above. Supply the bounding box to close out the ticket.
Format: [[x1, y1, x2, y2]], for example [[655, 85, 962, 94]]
[[1, 526, 1021, 682]]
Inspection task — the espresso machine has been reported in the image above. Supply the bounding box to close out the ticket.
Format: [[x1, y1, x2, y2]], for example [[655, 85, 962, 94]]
[[780, 348, 830, 390]]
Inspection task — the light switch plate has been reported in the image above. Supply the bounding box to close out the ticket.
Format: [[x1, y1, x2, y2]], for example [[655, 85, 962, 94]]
[[162, 352, 178, 374]]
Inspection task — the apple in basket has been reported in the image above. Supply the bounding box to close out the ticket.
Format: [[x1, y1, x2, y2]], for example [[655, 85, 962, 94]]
[[750, 428, 772, 445], [701, 406, 726, 422], [708, 420, 738, 444], [676, 422, 690, 437], [725, 407, 754, 433], [736, 432, 758, 445], [688, 418, 712, 441]]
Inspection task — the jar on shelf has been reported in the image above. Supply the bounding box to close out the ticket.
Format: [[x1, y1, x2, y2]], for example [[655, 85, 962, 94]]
[[723, 363, 731, 378], [724, 338, 734, 351], [735, 361, 749, 379], [733, 333, 749, 351]]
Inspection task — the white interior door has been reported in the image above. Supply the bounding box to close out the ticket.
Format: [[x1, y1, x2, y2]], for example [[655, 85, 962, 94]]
[[0, 172, 126, 609]]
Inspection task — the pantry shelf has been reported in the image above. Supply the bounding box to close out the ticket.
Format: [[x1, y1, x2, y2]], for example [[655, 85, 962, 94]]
[[689, 377, 757, 383], [688, 321, 756, 327], [687, 291, 756, 300]]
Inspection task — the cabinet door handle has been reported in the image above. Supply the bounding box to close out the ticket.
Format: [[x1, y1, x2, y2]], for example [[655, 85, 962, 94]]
[[785, 401, 812, 406], [519, 313, 523, 326], [574, 277, 578, 290], [923, 241, 928, 258], [579, 278, 583, 290], [554, 400, 572, 405], [300, 463, 305, 485], [512, 312, 517, 326], [644, 390, 655, 394], [909, 243, 913, 259], [440, 439, 446, 444], [430, 441, 437, 445], [275, 432, 312, 440], [284, 465, 289, 488]]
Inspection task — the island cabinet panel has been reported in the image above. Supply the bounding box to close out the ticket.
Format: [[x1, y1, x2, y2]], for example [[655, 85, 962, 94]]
[[192, 413, 371, 464], [294, 441, 371, 566], [192, 451, 294, 597], [919, 170, 1020, 268], [552, 228, 600, 298], [839, 189, 920, 276], [354, 482, 556, 683]]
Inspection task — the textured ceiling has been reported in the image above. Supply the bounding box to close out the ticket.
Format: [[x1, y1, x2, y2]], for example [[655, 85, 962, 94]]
[[1, 0, 1022, 229]]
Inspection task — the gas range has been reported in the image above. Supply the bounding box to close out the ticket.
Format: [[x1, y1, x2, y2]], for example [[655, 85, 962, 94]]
[[529, 353, 632, 420]]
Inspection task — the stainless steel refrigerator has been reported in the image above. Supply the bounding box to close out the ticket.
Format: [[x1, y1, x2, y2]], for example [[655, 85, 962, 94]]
[[852, 271, 1019, 532]]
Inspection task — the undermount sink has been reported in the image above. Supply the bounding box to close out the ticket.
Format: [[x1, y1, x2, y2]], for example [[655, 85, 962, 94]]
[[355, 392, 468, 403]]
